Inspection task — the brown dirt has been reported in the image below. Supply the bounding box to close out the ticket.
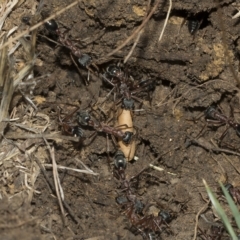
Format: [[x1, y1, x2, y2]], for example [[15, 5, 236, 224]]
[[1, 0, 240, 239]]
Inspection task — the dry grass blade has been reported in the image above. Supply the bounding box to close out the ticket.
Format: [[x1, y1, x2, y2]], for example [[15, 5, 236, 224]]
[[44, 164, 99, 176], [158, 0, 172, 42], [5, 132, 81, 142], [0, 35, 8, 87], [0, 50, 14, 136], [0, 0, 18, 30], [0, 0, 81, 51], [106, 0, 161, 58], [13, 62, 35, 88], [43, 138, 66, 225]]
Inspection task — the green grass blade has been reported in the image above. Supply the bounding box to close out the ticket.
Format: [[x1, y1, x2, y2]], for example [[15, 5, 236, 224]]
[[220, 182, 240, 229], [203, 179, 238, 240]]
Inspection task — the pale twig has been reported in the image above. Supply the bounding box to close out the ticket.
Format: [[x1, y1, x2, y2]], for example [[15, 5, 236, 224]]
[[75, 158, 97, 174], [232, 8, 240, 19], [32, 154, 80, 223], [0, 0, 18, 30], [43, 138, 65, 224], [192, 199, 210, 240], [106, 0, 161, 58], [44, 164, 98, 176], [123, 0, 151, 63], [0, 0, 81, 51], [5, 132, 80, 142], [149, 163, 177, 175], [158, 0, 172, 42], [124, 29, 143, 64]]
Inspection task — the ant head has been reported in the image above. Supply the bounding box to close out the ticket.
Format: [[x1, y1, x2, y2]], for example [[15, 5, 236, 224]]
[[138, 79, 155, 91], [21, 16, 31, 25], [106, 64, 122, 78], [78, 54, 92, 67], [114, 150, 127, 169], [224, 183, 233, 192], [77, 111, 91, 126], [205, 106, 216, 119], [122, 98, 134, 110], [115, 195, 128, 205], [122, 131, 133, 144], [134, 200, 144, 214], [45, 19, 58, 32], [158, 210, 171, 223]]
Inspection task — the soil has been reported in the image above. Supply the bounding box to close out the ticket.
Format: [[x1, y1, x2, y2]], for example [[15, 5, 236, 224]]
[[1, 0, 240, 240]]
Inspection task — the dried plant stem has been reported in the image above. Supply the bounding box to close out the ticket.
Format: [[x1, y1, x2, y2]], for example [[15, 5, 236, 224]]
[[5, 132, 80, 142], [124, 29, 143, 64], [192, 199, 210, 240], [158, 0, 172, 42], [32, 154, 80, 223], [44, 164, 98, 176], [43, 138, 65, 224], [106, 0, 161, 58], [0, 0, 81, 51], [123, 0, 151, 63]]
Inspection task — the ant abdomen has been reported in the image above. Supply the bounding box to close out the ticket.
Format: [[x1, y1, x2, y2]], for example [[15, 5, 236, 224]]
[[45, 19, 58, 32]]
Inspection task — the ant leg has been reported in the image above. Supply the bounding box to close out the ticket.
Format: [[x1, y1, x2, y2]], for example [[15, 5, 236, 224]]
[[218, 126, 230, 147], [105, 134, 112, 168], [70, 54, 89, 85], [83, 131, 97, 146], [230, 104, 235, 118], [195, 122, 207, 139], [218, 127, 240, 151]]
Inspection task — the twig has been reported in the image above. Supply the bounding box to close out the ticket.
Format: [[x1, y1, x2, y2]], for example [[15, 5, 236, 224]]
[[124, 29, 143, 63], [188, 136, 240, 157], [43, 138, 65, 225], [123, 0, 151, 63], [232, 8, 240, 19], [192, 199, 210, 240], [158, 0, 172, 42], [32, 154, 80, 223], [5, 132, 80, 142], [106, 0, 161, 58], [44, 164, 98, 176], [0, 0, 81, 51]]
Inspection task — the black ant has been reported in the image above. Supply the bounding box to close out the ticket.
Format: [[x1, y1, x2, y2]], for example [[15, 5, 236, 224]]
[[198, 225, 224, 240], [113, 150, 138, 199], [58, 107, 84, 139], [103, 64, 155, 110], [113, 150, 173, 239], [224, 183, 240, 205], [44, 19, 98, 71], [201, 106, 240, 147], [76, 111, 134, 146], [124, 203, 172, 239]]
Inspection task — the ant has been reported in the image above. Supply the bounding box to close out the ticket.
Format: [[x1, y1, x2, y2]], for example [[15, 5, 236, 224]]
[[123, 202, 172, 239], [113, 150, 138, 200], [103, 64, 155, 110], [57, 107, 85, 139], [113, 151, 172, 239], [77, 111, 134, 146], [188, 18, 202, 36], [44, 19, 99, 75], [201, 106, 240, 147], [224, 183, 240, 204], [198, 225, 224, 240]]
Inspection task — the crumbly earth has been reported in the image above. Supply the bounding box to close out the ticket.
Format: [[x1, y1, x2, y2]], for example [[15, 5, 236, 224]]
[[1, 0, 240, 239]]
